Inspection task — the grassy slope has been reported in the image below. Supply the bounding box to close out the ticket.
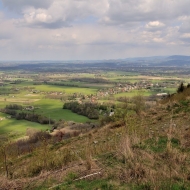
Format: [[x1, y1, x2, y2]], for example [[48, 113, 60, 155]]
[[1, 94, 190, 189], [1, 73, 189, 189]]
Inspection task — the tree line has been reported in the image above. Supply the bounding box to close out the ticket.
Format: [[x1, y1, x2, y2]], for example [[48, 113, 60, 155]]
[[33, 81, 78, 87], [63, 101, 101, 119], [1, 104, 55, 125]]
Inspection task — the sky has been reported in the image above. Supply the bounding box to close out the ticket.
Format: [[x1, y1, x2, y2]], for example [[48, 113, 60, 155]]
[[0, 0, 190, 61]]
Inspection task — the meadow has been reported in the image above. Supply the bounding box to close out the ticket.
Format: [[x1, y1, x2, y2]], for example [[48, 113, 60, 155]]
[[32, 99, 91, 122], [0, 112, 50, 138]]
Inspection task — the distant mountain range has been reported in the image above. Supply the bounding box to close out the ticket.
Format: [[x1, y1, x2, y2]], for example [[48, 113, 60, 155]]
[[120, 55, 190, 67], [0, 55, 190, 69]]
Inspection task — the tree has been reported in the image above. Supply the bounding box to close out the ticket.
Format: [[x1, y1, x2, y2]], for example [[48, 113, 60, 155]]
[[177, 82, 185, 93]]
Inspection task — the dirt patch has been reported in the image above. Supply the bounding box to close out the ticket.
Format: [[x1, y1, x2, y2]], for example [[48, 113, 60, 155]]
[[134, 76, 181, 80], [51, 127, 75, 136], [0, 117, 5, 121], [25, 94, 39, 97]]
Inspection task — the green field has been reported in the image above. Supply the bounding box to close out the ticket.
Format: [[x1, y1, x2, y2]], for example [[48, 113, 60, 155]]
[[0, 112, 50, 138], [34, 85, 97, 94], [32, 99, 91, 122], [13, 81, 98, 95], [0, 100, 90, 138], [0, 97, 91, 123]]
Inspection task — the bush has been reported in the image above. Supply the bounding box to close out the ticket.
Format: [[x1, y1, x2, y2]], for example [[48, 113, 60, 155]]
[[132, 94, 145, 115], [5, 104, 23, 110], [28, 131, 51, 144]]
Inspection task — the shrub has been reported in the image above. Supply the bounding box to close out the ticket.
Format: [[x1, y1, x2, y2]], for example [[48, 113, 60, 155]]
[[132, 94, 145, 115]]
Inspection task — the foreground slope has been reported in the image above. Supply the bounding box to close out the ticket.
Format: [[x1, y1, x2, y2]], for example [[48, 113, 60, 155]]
[[1, 87, 190, 189]]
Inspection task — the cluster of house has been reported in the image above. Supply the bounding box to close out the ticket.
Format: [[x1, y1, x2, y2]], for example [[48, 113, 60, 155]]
[[95, 81, 173, 97], [25, 80, 179, 103], [25, 106, 34, 111], [25, 106, 40, 111]]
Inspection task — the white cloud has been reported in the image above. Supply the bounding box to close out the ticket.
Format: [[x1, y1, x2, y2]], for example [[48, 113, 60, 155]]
[[0, 0, 190, 60], [178, 16, 190, 21], [23, 9, 53, 24], [181, 33, 190, 39], [100, 0, 190, 26], [3, 0, 190, 29], [146, 21, 165, 28], [4, 0, 109, 28], [153, 37, 164, 43]]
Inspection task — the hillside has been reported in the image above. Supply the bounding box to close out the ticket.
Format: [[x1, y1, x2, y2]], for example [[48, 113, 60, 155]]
[[1, 86, 190, 189]]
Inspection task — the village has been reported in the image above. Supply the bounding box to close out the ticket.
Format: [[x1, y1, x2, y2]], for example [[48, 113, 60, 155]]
[[0, 75, 181, 104]]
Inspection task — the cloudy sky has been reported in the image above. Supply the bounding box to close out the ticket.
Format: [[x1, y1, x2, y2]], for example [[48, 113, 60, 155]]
[[0, 0, 190, 60]]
